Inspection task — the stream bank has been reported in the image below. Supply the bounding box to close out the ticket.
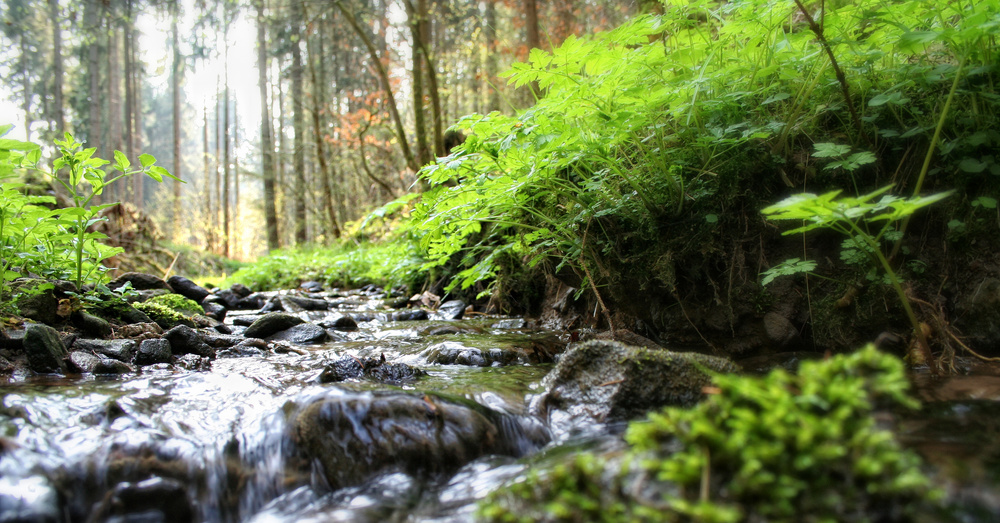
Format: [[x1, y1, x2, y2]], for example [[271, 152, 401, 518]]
[[1, 273, 999, 521]]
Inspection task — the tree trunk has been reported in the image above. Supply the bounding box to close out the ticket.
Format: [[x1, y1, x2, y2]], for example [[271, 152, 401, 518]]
[[275, 54, 289, 245], [171, 0, 183, 236], [525, 0, 541, 99], [85, 0, 103, 158], [484, 0, 499, 111], [222, 19, 232, 257], [233, 98, 240, 255], [203, 105, 212, 250], [108, 24, 123, 201], [256, 0, 279, 251], [129, 17, 144, 209], [48, 0, 64, 134], [335, 2, 418, 173], [406, 0, 430, 167], [214, 78, 222, 253], [290, 0, 307, 245], [123, 2, 136, 203], [305, 7, 341, 241]]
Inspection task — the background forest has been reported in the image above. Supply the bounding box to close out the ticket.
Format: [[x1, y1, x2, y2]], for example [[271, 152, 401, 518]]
[[1, 0, 642, 261]]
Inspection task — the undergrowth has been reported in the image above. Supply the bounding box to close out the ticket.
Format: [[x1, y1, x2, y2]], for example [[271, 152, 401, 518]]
[[226, 239, 426, 292], [357, 0, 1000, 343]]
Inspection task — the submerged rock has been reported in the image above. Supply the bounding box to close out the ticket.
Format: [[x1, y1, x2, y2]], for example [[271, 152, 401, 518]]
[[23, 324, 69, 373], [293, 391, 547, 491], [423, 341, 519, 367], [92, 477, 194, 523], [533, 340, 738, 425], [319, 355, 426, 384]]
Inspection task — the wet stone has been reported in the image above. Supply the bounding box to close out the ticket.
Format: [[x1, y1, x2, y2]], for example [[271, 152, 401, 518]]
[[212, 289, 241, 309], [108, 272, 171, 291], [68, 351, 102, 373], [438, 300, 467, 320], [237, 293, 267, 310], [230, 283, 253, 298], [423, 342, 519, 367], [166, 275, 211, 304], [202, 301, 227, 322], [135, 339, 173, 366], [72, 311, 113, 338], [293, 391, 540, 491], [94, 477, 193, 522], [73, 339, 138, 363], [533, 340, 739, 426], [13, 278, 59, 325], [23, 324, 69, 373], [244, 312, 306, 339], [232, 316, 256, 327], [93, 358, 133, 375], [265, 323, 330, 345], [217, 339, 268, 358], [162, 325, 216, 359], [282, 295, 330, 311], [391, 309, 429, 322], [319, 314, 358, 332], [174, 353, 211, 371], [300, 280, 324, 293], [319, 355, 426, 384]]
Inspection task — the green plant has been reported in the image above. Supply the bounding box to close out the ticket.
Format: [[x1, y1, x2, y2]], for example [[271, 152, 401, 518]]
[[0, 125, 180, 291], [761, 186, 950, 366], [626, 344, 936, 521], [480, 345, 937, 522]]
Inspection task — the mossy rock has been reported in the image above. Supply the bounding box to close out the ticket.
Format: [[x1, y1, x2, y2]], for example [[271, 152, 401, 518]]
[[533, 340, 738, 426], [146, 293, 204, 317], [133, 301, 195, 330]]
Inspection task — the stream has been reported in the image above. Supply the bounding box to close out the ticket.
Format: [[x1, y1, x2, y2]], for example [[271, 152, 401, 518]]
[[1, 287, 999, 521]]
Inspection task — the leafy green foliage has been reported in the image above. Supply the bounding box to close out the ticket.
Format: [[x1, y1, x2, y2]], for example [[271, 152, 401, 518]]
[[0, 126, 179, 309], [227, 241, 427, 292], [480, 346, 938, 522], [375, 0, 999, 305], [760, 258, 816, 286]]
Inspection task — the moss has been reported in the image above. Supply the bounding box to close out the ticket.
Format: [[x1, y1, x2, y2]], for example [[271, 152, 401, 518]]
[[482, 345, 940, 522], [133, 299, 195, 329], [146, 293, 204, 316]]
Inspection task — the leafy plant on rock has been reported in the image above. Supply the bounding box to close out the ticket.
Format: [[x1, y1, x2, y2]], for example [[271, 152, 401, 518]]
[[0, 124, 179, 305]]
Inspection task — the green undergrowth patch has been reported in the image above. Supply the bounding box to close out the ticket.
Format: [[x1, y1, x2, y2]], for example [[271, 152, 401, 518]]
[[357, 0, 999, 335], [479, 345, 939, 522], [226, 239, 427, 292]]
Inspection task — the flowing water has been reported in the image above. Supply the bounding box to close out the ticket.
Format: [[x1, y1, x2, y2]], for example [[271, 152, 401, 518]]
[[1, 290, 999, 521]]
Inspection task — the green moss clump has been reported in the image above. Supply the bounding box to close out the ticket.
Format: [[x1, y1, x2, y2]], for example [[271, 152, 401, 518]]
[[132, 301, 192, 329], [147, 293, 204, 316], [480, 345, 939, 522]]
